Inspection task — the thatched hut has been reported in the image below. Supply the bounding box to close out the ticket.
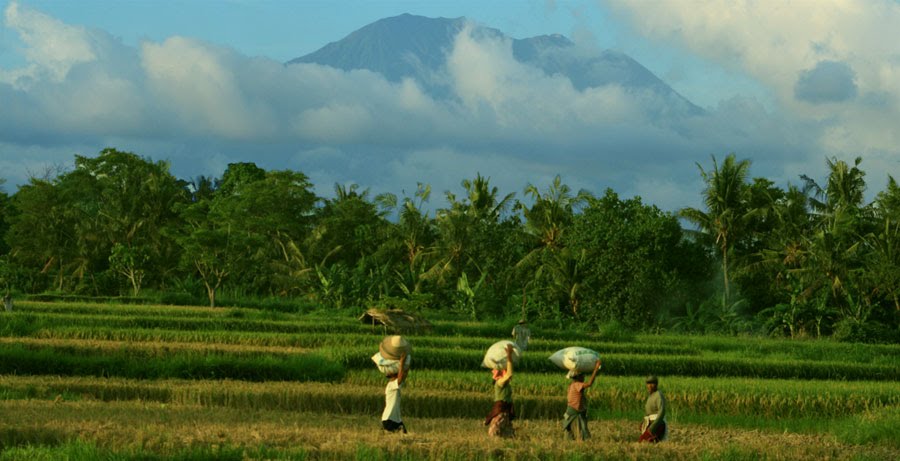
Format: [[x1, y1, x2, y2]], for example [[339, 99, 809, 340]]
[[358, 308, 432, 334]]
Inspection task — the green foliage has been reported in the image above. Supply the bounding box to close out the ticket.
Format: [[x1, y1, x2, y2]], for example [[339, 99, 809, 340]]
[[3, 150, 900, 337], [568, 189, 699, 327], [679, 153, 752, 307], [833, 407, 900, 448], [1, 299, 898, 461], [596, 320, 635, 342], [0, 343, 344, 382], [832, 318, 899, 344]]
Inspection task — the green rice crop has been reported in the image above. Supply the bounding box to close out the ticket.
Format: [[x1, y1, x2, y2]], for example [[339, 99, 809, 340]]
[[2, 371, 895, 419], [0, 343, 343, 382]]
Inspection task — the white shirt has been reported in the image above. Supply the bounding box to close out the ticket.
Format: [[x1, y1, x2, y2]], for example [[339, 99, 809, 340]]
[[382, 379, 402, 422]]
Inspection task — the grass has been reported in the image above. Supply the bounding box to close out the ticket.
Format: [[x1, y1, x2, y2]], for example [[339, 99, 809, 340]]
[[0, 373, 895, 419], [0, 343, 345, 382], [1, 300, 898, 460], [1, 400, 896, 461]]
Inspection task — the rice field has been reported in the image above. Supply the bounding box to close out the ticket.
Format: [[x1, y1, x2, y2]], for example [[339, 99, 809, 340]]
[[1, 300, 898, 460]]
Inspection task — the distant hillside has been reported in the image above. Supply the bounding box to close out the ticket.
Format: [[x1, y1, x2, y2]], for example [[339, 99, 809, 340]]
[[288, 13, 703, 115]]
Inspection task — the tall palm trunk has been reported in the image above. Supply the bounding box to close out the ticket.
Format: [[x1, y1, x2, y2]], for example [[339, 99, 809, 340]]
[[722, 240, 729, 308]]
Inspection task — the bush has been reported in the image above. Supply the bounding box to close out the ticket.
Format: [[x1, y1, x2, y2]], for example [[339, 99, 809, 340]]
[[597, 320, 635, 342], [832, 319, 898, 344], [158, 291, 200, 306]]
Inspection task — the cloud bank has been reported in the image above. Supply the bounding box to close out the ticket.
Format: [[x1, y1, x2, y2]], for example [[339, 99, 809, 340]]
[[604, 0, 900, 188], [1, 1, 898, 212]]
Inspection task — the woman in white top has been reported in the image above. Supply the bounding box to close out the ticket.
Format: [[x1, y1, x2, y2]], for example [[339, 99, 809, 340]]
[[382, 353, 408, 433]]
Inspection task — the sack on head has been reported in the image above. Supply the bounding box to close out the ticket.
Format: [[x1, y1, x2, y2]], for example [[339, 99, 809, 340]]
[[549, 347, 600, 373], [371, 352, 411, 376], [482, 340, 521, 370]]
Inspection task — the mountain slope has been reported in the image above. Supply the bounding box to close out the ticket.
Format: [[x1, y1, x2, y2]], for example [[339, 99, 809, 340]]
[[288, 13, 702, 115]]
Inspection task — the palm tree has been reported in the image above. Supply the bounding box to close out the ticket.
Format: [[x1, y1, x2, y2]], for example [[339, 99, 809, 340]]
[[444, 173, 515, 222], [428, 174, 514, 285], [520, 175, 590, 252], [871, 176, 900, 311], [515, 176, 590, 315], [797, 157, 871, 324], [536, 247, 587, 318], [680, 154, 751, 307]]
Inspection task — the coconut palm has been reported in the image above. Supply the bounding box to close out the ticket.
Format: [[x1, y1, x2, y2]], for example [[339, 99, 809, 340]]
[[519, 175, 590, 253], [680, 154, 752, 307], [428, 174, 515, 285], [793, 157, 873, 325]]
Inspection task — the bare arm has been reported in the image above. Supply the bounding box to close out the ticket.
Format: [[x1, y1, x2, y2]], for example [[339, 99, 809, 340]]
[[497, 344, 514, 386], [584, 359, 601, 387], [397, 353, 408, 385]]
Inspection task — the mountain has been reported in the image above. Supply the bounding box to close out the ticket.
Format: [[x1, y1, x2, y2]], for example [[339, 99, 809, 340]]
[[288, 13, 702, 115]]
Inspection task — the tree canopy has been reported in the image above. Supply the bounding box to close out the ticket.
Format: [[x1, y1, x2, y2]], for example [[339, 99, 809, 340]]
[[1, 149, 897, 342]]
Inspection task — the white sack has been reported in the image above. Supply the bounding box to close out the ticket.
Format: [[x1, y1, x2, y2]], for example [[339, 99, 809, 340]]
[[371, 352, 411, 376], [548, 347, 600, 373], [481, 340, 521, 370]]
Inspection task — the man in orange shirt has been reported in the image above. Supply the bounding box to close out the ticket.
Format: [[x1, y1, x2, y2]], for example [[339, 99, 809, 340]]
[[563, 359, 601, 441]]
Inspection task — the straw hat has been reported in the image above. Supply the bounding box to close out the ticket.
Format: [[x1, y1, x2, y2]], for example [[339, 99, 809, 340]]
[[379, 335, 411, 360]]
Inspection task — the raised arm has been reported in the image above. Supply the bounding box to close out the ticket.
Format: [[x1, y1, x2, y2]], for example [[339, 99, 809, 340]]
[[584, 359, 602, 387], [397, 353, 408, 385], [497, 344, 514, 385]]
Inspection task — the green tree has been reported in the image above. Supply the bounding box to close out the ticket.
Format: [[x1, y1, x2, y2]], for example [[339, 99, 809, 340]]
[[871, 176, 900, 312], [680, 153, 752, 307], [426, 174, 519, 315], [109, 243, 149, 296], [305, 183, 394, 306], [175, 198, 254, 307], [307, 183, 391, 269], [209, 167, 318, 297], [513, 176, 589, 319], [517, 175, 589, 259], [571, 189, 693, 327], [7, 177, 81, 292], [800, 157, 871, 325], [64, 149, 188, 294]]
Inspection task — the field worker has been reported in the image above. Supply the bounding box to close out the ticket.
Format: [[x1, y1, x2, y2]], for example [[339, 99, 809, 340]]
[[563, 359, 602, 441], [484, 344, 516, 437], [511, 319, 530, 351], [382, 352, 408, 434], [638, 375, 667, 442]]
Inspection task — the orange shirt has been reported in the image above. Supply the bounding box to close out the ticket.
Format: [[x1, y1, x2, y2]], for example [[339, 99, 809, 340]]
[[567, 381, 588, 411]]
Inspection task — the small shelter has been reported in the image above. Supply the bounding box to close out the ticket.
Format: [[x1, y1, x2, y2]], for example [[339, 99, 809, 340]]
[[358, 308, 432, 334]]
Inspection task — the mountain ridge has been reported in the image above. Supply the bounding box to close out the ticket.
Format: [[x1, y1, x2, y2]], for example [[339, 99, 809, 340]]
[[288, 13, 703, 115]]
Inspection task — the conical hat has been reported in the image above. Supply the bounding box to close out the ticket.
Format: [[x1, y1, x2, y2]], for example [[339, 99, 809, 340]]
[[379, 335, 411, 360]]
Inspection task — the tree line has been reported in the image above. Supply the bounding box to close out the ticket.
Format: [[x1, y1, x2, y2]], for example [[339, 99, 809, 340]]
[[0, 148, 897, 342]]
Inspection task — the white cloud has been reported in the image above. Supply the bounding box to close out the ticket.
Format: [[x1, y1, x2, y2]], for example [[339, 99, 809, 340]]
[[3, 1, 897, 208], [603, 0, 900, 156], [2, 1, 96, 85]]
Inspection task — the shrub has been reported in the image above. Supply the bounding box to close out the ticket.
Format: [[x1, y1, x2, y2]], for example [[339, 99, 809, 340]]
[[597, 320, 635, 342], [832, 319, 898, 344]]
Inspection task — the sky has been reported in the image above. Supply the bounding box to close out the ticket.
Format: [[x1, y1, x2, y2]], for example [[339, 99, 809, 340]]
[[1, 0, 899, 213]]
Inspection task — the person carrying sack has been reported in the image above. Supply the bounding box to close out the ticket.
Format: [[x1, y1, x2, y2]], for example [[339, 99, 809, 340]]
[[484, 344, 516, 437], [381, 352, 408, 434], [563, 359, 601, 441], [511, 319, 530, 351]]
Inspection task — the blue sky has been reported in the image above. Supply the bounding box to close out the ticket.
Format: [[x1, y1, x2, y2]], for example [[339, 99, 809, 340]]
[[2, 0, 899, 211]]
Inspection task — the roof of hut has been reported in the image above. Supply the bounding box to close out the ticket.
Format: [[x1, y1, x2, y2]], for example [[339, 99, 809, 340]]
[[358, 308, 432, 333]]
